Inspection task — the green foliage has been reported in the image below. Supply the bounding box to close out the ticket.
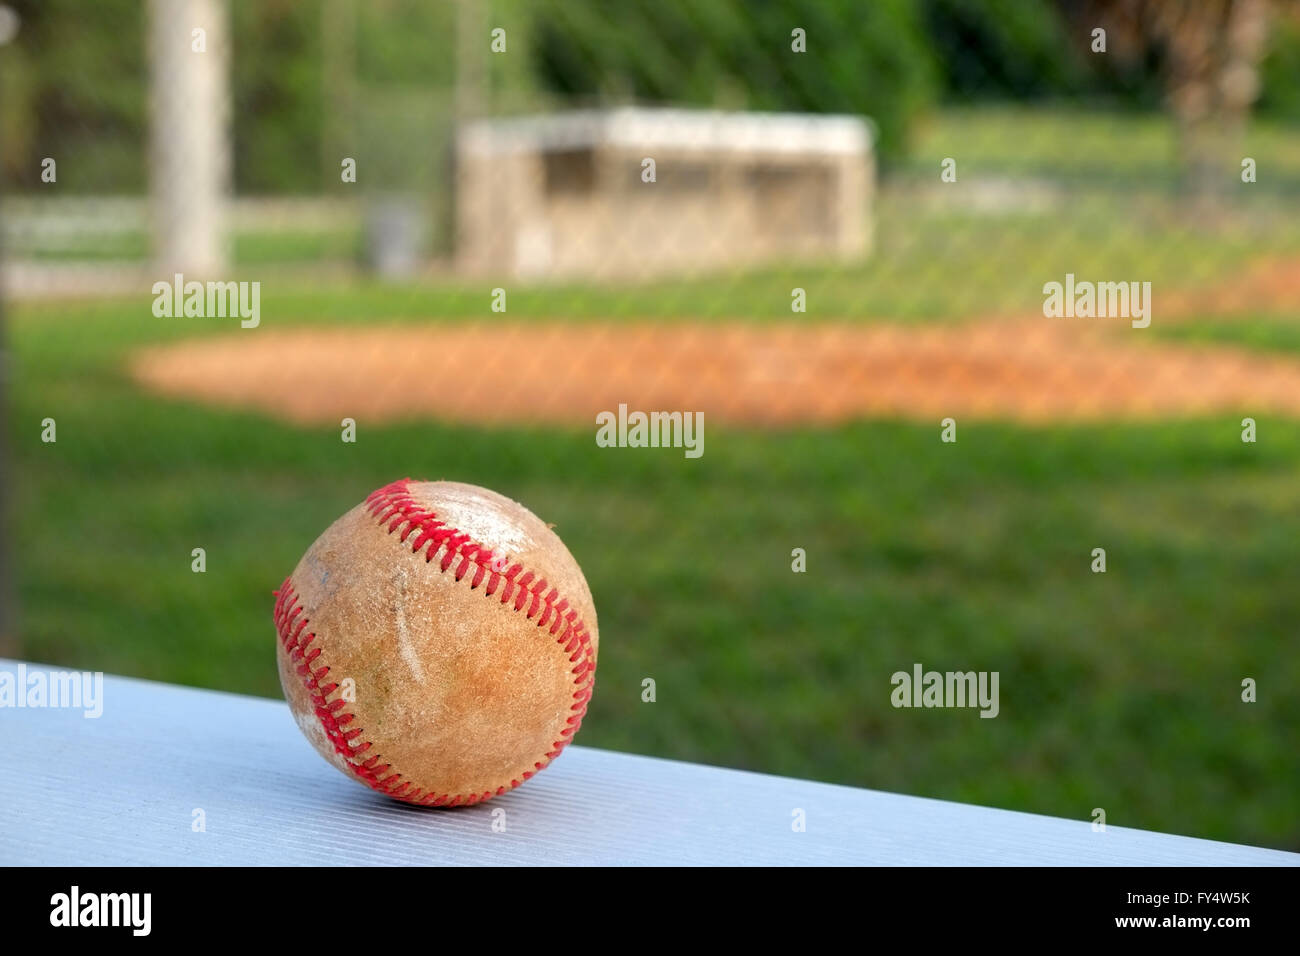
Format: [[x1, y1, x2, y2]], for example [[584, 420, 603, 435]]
[[231, 1, 325, 193], [1, 0, 146, 190], [234, 0, 539, 192], [1258, 15, 1300, 121], [353, 0, 451, 86], [530, 0, 939, 161], [4, 0, 1298, 195], [921, 0, 1087, 100], [0, 0, 538, 194]]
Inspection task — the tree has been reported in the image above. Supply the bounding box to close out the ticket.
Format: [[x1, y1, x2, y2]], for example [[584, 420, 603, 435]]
[[1066, 0, 1277, 194]]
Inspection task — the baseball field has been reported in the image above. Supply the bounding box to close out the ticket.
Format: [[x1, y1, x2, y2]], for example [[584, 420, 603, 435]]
[[10, 107, 1300, 850]]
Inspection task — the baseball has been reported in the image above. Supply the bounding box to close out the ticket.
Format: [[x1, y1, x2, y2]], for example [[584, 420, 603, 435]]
[[273, 478, 598, 806]]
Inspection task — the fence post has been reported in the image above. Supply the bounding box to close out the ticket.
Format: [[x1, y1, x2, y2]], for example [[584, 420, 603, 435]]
[[0, 4, 18, 658], [148, 0, 230, 277]]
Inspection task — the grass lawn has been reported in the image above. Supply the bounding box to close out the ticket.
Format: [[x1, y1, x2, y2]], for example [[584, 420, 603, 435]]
[[8, 105, 1300, 851], [10, 289, 1300, 852], [903, 104, 1300, 192], [1155, 313, 1300, 356]]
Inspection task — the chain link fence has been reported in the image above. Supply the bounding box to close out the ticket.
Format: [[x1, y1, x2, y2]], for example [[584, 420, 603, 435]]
[[3, 0, 1300, 850]]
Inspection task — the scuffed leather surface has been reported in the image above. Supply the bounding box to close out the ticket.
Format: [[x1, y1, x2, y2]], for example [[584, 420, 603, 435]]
[[277, 481, 598, 801]]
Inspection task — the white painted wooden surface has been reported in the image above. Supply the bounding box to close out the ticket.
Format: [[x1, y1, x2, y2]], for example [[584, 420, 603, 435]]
[[2, 661, 1296, 866]]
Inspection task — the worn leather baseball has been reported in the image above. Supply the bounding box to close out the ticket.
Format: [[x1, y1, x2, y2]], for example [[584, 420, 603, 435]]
[[273, 478, 598, 806]]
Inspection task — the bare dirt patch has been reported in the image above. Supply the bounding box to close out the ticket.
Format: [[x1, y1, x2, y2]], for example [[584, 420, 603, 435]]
[[1158, 256, 1300, 321], [130, 313, 1300, 427]]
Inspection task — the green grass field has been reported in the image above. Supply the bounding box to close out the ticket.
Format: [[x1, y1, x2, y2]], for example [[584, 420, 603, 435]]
[[9, 107, 1300, 850]]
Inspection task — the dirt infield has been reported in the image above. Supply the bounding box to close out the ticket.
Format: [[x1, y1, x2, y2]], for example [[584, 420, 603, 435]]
[[129, 256, 1300, 427], [130, 312, 1300, 428]]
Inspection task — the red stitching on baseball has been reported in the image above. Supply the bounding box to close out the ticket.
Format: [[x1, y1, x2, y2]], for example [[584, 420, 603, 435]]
[[273, 479, 597, 807]]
